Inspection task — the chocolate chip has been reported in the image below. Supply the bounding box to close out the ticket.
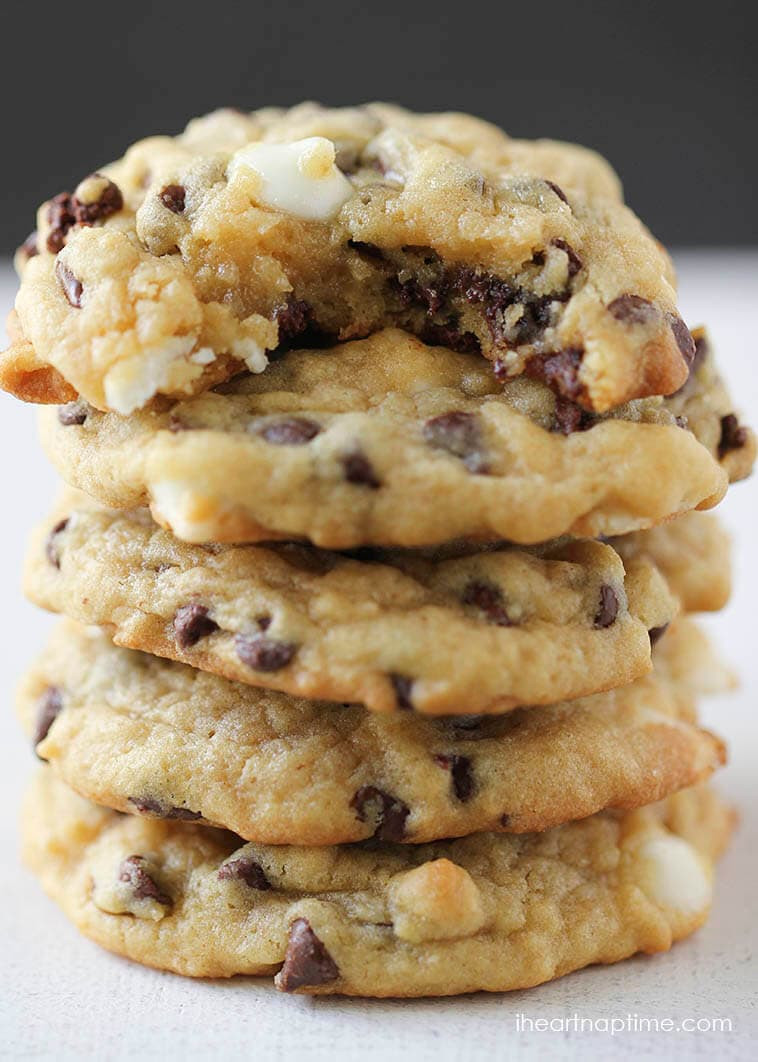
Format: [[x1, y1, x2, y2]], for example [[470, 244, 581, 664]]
[[218, 856, 271, 889], [118, 855, 172, 905], [545, 180, 569, 204], [127, 796, 201, 820], [422, 411, 489, 474], [33, 686, 63, 754], [718, 413, 748, 458], [46, 517, 69, 568], [390, 673, 414, 710], [173, 603, 219, 649], [527, 347, 584, 401], [434, 754, 475, 802], [258, 417, 321, 445], [594, 584, 619, 628], [341, 450, 381, 488], [276, 918, 339, 992], [235, 633, 297, 672], [47, 176, 123, 251], [550, 238, 582, 278], [274, 297, 313, 342], [393, 275, 444, 316], [55, 259, 83, 308], [500, 812, 511, 827], [347, 239, 384, 259], [553, 395, 594, 434], [57, 401, 89, 426], [607, 294, 657, 325], [668, 314, 696, 365], [462, 580, 511, 626], [418, 320, 481, 355], [350, 786, 410, 841], [649, 624, 669, 646], [46, 193, 77, 253], [159, 184, 186, 213]]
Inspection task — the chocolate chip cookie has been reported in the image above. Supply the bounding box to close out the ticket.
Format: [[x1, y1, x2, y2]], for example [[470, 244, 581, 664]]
[[25, 491, 677, 715], [38, 329, 741, 549], [22, 771, 734, 994], [4, 103, 695, 414], [19, 620, 725, 845]]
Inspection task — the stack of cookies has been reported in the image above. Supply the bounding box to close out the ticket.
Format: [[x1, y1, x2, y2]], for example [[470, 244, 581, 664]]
[[4, 104, 754, 997]]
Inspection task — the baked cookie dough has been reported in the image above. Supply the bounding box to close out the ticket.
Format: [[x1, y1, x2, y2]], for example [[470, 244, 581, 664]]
[[37, 329, 741, 548], [22, 771, 734, 995], [25, 491, 677, 715], [5, 103, 695, 414], [20, 620, 724, 845]]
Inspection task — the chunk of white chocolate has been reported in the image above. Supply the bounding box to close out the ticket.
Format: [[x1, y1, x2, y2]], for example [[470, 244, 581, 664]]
[[228, 137, 354, 221], [638, 835, 712, 916]]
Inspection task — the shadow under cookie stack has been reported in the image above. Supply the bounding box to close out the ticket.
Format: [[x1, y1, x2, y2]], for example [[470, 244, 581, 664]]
[[4, 103, 754, 997]]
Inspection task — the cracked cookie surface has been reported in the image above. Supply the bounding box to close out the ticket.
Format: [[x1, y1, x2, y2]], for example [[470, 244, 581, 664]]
[[25, 491, 678, 715], [19, 620, 725, 844], [22, 771, 734, 995], [5, 103, 696, 414], [37, 329, 742, 548]]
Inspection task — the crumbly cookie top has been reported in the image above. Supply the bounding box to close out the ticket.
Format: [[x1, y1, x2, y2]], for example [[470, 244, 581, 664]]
[[8, 103, 693, 413]]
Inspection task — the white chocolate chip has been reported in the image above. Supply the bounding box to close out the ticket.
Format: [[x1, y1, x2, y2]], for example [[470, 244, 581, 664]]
[[103, 337, 206, 414], [638, 835, 711, 916], [388, 858, 487, 942], [228, 137, 353, 221]]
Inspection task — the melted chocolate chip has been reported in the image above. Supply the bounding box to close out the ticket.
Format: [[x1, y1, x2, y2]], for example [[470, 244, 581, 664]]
[[57, 401, 89, 426], [594, 584, 619, 629], [235, 633, 297, 672], [46, 517, 69, 568], [118, 855, 172, 905], [55, 259, 83, 308], [393, 275, 444, 316], [422, 411, 489, 474], [462, 581, 511, 626], [418, 320, 481, 355], [33, 686, 63, 753], [75, 175, 123, 224], [350, 786, 410, 841], [553, 396, 594, 435], [259, 417, 321, 445], [434, 754, 475, 802], [390, 673, 414, 710], [159, 184, 186, 213], [274, 297, 313, 342], [46, 193, 77, 253], [649, 624, 669, 646], [276, 918, 339, 992], [527, 347, 584, 401], [550, 238, 583, 278], [173, 603, 219, 649], [668, 314, 696, 365], [218, 856, 271, 889], [341, 450, 381, 488], [545, 180, 569, 204], [47, 176, 123, 252], [718, 413, 748, 458], [607, 294, 657, 325], [127, 796, 201, 820], [347, 239, 384, 259]]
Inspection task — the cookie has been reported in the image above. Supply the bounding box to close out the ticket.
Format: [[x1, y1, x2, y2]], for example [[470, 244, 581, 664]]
[[5, 103, 694, 415], [20, 620, 725, 845], [25, 491, 677, 715], [37, 329, 736, 549], [22, 771, 734, 995], [610, 509, 731, 614]]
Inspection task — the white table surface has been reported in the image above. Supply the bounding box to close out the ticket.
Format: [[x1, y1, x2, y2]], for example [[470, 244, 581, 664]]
[[0, 251, 755, 1061]]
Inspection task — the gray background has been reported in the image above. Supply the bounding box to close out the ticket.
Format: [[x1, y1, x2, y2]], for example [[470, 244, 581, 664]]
[[1, 0, 756, 251]]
